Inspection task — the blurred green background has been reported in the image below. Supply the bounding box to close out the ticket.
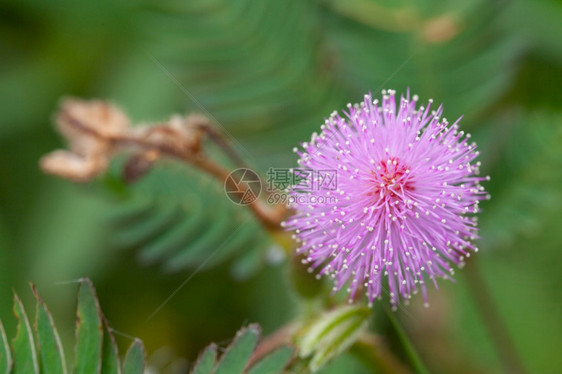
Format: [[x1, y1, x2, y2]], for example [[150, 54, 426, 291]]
[[1, 0, 561, 372]]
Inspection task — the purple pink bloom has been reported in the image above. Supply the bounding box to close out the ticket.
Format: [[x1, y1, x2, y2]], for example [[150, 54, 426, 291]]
[[283, 90, 489, 307]]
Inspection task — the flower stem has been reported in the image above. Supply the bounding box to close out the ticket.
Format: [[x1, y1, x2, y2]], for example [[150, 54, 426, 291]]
[[385, 309, 430, 374], [350, 333, 412, 374], [464, 258, 527, 374]]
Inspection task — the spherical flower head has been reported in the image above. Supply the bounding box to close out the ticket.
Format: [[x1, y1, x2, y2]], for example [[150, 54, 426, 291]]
[[284, 89, 489, 307]]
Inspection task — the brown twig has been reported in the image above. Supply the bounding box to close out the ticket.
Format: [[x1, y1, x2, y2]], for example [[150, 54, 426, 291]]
[[193, 117, 249, 168], [40, 98, 289, 230], [112, 135, 287, 229]]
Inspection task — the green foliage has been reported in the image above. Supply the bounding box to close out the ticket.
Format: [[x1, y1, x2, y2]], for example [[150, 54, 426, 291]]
[[100, 325, 120, 374], [191, 345, 217, 374], [11, 295, 38, 373], [74, 279, 103, 373], [297, 305, 370, 372], [122, 340, 146, 374], [2, 0, 562, 373], [105, 161, 274, 278], [190, 325, 293, 374], [480, 112, 562, 249], [1, 280, 293, 373], [214, 325, 259, 374], [33, 286, 66, 374], [0, 279, 146, 373], [137, 0, 522, 163], [92, 0, 526, 288], [0, 321, 10, 373], [246, 347, 293, 374]]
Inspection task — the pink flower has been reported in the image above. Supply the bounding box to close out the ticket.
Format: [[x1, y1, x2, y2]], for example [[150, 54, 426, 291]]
[[284, 90, 489, 307]]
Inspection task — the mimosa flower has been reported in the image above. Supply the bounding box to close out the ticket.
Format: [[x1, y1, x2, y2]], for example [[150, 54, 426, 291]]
[[284, 90, 489, 307]]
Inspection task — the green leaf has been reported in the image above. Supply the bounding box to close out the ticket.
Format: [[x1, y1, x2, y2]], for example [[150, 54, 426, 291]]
[[214, 325, 260, 374], [190, 344, 218, 374], [106, 163, 271, 277], [74, 279, 103, 374], [122, 339, 145, 374], [298, 305, 370, 372], [247, 346, 293, 374], [189, 325, 294, 374], [101, 324, 121, 374], [11, 294, 39, 374], [190, 327, 293, 374], [309, 317, 366, 372], [1, 279, 145, 373], [32, 284, 67, 374], [111, 199, 182, 249], [0, 320, 12, 374]]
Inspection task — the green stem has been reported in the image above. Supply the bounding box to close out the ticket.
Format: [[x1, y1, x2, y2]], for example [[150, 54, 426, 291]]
[[350, 333, 412, 374], [386, 309, 430, 374], [464, 259, 527, 374]]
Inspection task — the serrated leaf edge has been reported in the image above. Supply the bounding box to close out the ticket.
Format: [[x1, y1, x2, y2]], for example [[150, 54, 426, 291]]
[[12, 293, 40, 374], [31, 283, 68, 374]]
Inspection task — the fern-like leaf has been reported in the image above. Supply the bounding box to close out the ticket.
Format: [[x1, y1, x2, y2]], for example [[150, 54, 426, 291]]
[[189, 324, 294, 374], [0, 279, 146, 373], [135, 0, 522, 164], [105, 161, 274, 278]]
